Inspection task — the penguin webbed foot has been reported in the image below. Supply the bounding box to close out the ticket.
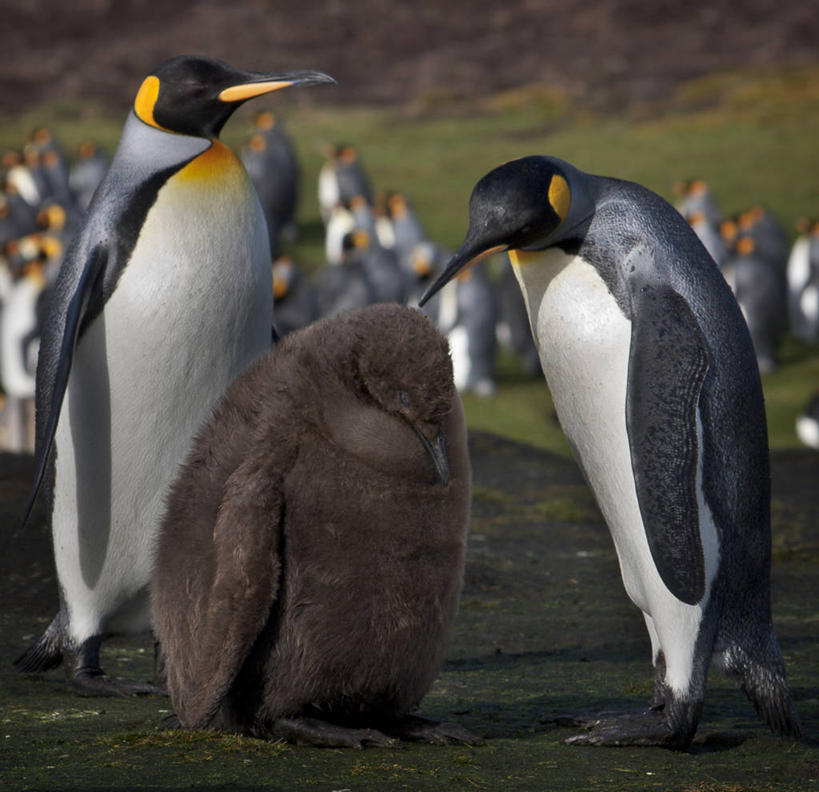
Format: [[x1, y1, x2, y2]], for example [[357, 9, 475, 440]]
[[558, 708, 691, 749], [384, 714, 484, 745], [69, 668, 167, 698], [269, 716, 399, 749]]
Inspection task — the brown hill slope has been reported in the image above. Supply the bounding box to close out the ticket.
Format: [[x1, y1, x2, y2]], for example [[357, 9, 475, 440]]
[[2, 0, 818, 115]]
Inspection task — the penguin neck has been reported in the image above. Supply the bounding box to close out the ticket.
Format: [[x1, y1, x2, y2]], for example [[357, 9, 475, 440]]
[[508, 247, 575, 330], [111, 112, 213, 183]]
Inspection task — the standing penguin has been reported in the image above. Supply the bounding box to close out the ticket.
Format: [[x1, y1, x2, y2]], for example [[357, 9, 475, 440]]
[[796, 391, 819, 451], [437, 261, 498, 396], [721, 236, 787, 373], [420, 155, 802, 748], [152, 304, 476, 747], [240, 111, 300, 258], [14, 55, 334, 696]]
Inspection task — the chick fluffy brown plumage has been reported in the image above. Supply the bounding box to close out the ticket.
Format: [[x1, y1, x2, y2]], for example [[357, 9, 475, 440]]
[[151, 304, 474, 747]]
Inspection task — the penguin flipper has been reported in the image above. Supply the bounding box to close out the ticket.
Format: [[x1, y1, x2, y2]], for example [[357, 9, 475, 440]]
[[170, 455, 284, 730], [22, 245, 109, 526], [626, 278, 709, 606]]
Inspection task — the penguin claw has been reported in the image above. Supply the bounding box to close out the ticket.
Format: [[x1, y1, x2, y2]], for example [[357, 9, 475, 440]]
[[69, 670, 167, 698], [270, 717, 399, 749], [387, 715, 484, 745], [559, 709, 687, 749]]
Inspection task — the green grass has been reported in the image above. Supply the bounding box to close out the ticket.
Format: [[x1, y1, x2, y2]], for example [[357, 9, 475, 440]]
[[2, 64, 817, 455]]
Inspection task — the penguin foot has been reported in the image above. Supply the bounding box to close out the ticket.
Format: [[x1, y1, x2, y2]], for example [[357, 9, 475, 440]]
[[560, 709, 691, 749], [270, 716, 399, 749], [69, 669, 166, 698], [385, 715, 484, 745]]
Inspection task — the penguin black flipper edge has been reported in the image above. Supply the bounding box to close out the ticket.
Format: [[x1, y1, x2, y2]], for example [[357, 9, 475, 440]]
[[22, 244, 109, 526], [626, 261, 710, 606]]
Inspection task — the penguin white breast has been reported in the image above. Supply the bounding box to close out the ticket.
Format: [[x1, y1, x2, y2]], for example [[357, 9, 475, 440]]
[[796, 414, 819, 450], [513, 249, 719, 678], [52, 143, 272, 641], [0, 279, 40, 398], [787, 237, 810, 293]]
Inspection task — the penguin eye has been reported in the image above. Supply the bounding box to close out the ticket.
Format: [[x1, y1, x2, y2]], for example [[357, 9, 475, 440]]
[[397, 390, 411, 409]]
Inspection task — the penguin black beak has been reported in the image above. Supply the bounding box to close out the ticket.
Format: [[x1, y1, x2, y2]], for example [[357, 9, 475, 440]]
[[413, 426, 450, 486], [218, 70, 336, 103], [418, 240, 507, 306]]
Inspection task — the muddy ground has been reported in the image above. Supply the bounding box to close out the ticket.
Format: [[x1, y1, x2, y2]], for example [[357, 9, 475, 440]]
[[0, 431, 817, 791]]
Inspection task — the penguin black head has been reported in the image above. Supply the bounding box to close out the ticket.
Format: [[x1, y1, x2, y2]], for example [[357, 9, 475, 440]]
[[133, 55, 335, 139], [419, 156, 587, 306]]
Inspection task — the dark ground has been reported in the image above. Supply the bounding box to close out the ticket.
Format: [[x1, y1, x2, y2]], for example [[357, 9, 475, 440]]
[[1, 431, 817, 790], [3, 0, 819, 117]]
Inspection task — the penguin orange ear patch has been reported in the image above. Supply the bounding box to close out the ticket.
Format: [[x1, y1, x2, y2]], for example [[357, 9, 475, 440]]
[[548, 174, 570, 222], [134, 76, 162, 129]]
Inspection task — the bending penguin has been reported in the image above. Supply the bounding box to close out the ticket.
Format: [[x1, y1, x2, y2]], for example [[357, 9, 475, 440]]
[[151, 304, 477, 747], [15, 55, 335, 696], [420, 155, 802, 748]]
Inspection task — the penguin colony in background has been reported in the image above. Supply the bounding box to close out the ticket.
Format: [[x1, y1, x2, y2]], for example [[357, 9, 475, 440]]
[[420, 155, 803, 748], [674, 179, 817, 373], [14, 55, 334, 696], [310, 148, 504, 396], [153, 304, 478, 747]]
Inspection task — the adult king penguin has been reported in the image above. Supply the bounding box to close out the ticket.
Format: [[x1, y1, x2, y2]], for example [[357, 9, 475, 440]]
[[420, 155, 802, 748], [15, 55, 335, 696]]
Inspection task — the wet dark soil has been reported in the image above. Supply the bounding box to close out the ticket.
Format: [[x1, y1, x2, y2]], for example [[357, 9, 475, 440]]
[[1, 433, 818, 790]]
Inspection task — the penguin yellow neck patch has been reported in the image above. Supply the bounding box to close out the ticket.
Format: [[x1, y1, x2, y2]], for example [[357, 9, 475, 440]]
[[177, 140, 244, 183], [548, 174, 571, 222], [134, 76, 168, 131], [508, 249, 546, 269]]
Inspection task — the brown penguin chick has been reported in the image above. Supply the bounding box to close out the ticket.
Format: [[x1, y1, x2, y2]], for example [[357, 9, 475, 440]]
[[151, 304, 476, 748]]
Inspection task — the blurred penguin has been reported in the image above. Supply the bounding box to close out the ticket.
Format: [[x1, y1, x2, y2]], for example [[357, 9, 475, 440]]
[[3, 150, 41, 208], [674, 179, 722, 227], [316, 230, 375, 318], [348, 197, 406, 304], [69, 141, 109, 211], [318, 144, 373, 224], [1, 258, 48, 451], [796, 391, 819, 451], [325, 203, 356, 266], [687, 210, 729, 269], [405, 240, 444, 322], [387, 192, 425, 267], [497, 262, 541, 377], [240, 111, 299, 258], [437, 261, 498, 396], [272, 256, 318, 337], [722, 236, 787, 373], [737, 206, 788, 272], [787, 219, 819, 344]]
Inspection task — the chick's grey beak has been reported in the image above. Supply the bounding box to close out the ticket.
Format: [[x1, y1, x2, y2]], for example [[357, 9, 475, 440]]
[[414, 426, 450, 486]]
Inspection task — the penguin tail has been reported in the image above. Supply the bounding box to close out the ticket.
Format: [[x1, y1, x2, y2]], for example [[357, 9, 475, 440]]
[[719, 634, 803, 740], [13, 613, 64, 673]]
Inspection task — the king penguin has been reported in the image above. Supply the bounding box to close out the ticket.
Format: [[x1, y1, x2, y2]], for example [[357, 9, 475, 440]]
[[420, 155, 802, 748], [14, 55, 335, 696]]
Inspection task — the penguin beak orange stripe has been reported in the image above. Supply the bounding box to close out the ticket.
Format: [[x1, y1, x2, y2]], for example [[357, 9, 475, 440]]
[[218, 81, 294, 102]]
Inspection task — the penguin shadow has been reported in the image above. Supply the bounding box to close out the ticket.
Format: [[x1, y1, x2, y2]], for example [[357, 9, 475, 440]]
[[440, 645, 799, 751]]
